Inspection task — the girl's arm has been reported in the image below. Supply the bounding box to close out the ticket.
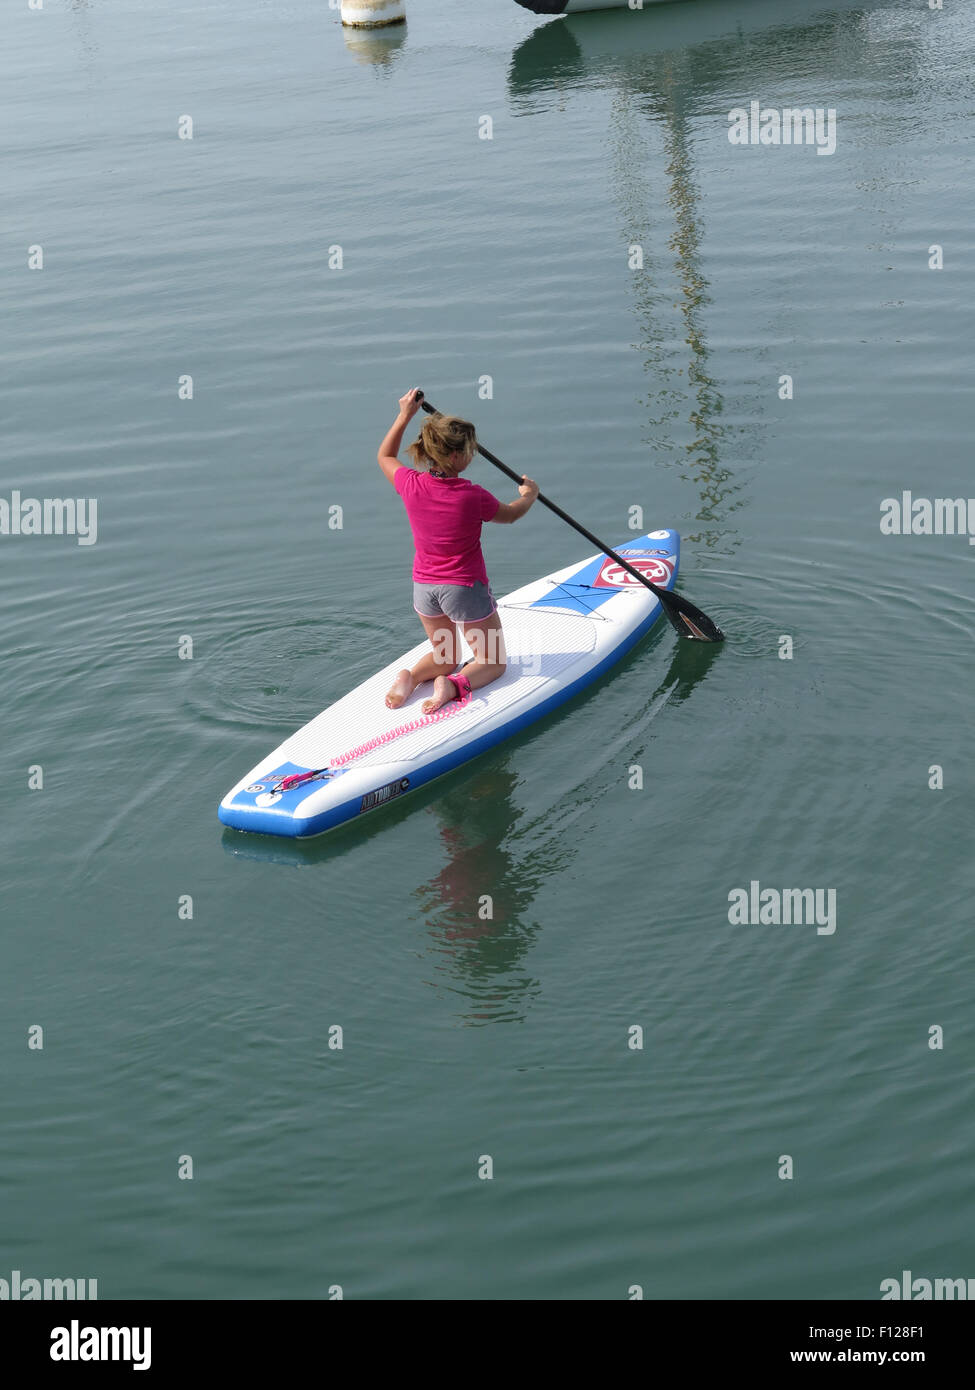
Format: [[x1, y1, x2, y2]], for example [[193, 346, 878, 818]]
[[377, 388, 423, 486], [491, 476, 539, 524]]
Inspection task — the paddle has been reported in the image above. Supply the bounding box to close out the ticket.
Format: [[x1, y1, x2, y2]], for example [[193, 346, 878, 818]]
[[413, 392, 725, 642]]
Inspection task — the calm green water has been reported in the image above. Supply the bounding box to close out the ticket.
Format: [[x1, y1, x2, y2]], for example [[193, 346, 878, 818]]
[[3, 0, 973, 1300]]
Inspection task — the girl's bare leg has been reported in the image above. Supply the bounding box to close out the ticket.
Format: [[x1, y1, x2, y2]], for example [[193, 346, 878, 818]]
[[421, 611, 506, 713], [385, 614, 460, 708]]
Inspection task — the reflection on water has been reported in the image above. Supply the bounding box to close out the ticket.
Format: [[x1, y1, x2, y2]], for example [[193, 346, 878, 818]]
[[508, 0, 913, 554], [510, 14, 750, 550], [607, 83, 746, 551], [67, 0, 99, 67], [412, 633, 719, 1024], [342, 24, 408, 72], [625, 628, 723, 766], [413, 767, 550, 1026]]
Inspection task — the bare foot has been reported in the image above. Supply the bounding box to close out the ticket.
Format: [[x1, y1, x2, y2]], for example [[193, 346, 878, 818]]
[[421, 675, 457, 714], [385, 670, 415, 709]]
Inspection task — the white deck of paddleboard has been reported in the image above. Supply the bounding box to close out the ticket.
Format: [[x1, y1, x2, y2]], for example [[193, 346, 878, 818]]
[[279, 604, 598, 771]]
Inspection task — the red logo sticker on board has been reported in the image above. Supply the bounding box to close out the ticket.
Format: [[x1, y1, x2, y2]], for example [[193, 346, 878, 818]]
[[593, 554, 675, 589]]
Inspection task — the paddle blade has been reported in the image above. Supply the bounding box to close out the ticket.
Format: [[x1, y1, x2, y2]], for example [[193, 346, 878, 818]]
[[659, 588, 725, 642]]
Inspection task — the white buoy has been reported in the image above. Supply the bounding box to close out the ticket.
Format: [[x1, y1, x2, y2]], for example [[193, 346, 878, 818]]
[[341, 0, 405, 27]]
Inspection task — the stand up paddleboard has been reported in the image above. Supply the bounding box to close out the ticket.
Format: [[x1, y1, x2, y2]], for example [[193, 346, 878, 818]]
[[218, 528, 679, 839]]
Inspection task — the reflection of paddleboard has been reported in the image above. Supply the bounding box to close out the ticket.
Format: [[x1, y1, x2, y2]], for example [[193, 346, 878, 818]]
[[218, 529, 679, 839]]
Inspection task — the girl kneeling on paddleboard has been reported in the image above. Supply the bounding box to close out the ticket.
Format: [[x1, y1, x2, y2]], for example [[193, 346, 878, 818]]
[[378, 388, 538, 713]]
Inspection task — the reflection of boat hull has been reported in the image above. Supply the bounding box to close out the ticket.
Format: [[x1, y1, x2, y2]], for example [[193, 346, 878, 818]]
[[516, 0, 674, 12], [218, 530, 679, 838], [510, 0, 903, 101]]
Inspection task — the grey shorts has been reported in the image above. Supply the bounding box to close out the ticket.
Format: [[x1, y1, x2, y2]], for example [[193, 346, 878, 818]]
[[414, 580, 496, 624]]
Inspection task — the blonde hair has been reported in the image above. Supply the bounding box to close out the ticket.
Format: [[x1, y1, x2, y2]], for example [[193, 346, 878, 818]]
[[407, 413, 477, 476]]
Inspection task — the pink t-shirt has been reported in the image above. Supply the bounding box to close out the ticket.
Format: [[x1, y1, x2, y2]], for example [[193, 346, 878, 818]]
[[394, 466, 500, 586]]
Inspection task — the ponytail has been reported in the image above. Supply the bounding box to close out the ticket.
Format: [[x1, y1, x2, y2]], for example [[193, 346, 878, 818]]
[[407, 413, 477, 475]]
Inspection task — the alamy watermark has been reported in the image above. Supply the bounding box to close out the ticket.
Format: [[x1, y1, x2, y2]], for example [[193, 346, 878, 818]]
[[728, 880, 837, 935], [880, 492, 975, 545], [0, 1269, 97, 1299], [0, 491, 97, 545], [881, 1270, 975, 1299], [50, 1320, 151, 1372], [728, 101, 837, 156], [425, 623, 540, 676]]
